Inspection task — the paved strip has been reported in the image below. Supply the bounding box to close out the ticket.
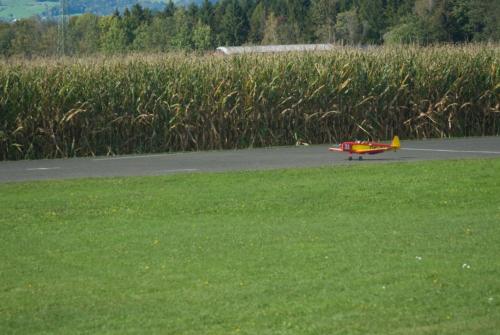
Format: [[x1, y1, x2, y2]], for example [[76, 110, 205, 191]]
[[93, 154, 169, 161], [1, 136, 499, 183], [25, 167, 61, 171], [402, 148, 500, 154]]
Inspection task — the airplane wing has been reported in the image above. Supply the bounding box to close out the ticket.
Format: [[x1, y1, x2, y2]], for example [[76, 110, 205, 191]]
[[353, 148, 388, 154]]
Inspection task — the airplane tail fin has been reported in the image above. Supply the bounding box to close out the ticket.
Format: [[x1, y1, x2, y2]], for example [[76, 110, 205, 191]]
[[391, 136, 400, 150]]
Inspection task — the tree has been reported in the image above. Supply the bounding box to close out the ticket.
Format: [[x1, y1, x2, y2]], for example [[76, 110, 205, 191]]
[[467, 0, 500, 41], [162, 0, 176, 18], [193, 20, 213, 51], [132, 16, 172, 52], [218, 0, 247, 46], [38, 23, 58, 56], [99, 16, 127, 54], [199, 0, 215, 27], [334, 9, 362, 44], [122, 6, 137, 45], [310, 0, 338, 42], [385, 0, 414, 26], [70, 13, 100, 54], [383, 16, 427, 44], [171, 7, 192, 49], [10, 19, 43, 57], [249, 1, 266, 43], [284, 0, 312, 42], [0, 22, 14, 56], [418, 0, 448, 42], [131, 3, 152, 25], [358, 0, 386, 43], [262, 12, 280, 44]]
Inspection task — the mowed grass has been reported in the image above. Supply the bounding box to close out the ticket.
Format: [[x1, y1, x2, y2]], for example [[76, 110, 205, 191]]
[[1, 159, 500, 334]]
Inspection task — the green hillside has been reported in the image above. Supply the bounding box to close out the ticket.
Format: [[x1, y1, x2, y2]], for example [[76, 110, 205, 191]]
[[0, 0, 57, 21], [0, 0, 198, 21]]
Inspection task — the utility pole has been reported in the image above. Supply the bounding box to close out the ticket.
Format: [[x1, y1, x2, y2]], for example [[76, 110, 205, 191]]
[[58, 0, 68, 56]]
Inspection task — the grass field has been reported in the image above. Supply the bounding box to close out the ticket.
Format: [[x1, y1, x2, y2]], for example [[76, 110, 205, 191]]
[[1, 159, 500, 334]]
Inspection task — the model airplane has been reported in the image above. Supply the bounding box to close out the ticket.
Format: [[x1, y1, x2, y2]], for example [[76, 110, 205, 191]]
[[329, 136, 401, 160]]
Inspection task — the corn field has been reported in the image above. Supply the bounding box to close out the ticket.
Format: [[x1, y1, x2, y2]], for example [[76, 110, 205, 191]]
[[0, 45, 499, 160]]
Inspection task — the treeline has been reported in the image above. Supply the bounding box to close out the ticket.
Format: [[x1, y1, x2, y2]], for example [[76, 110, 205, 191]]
[[1, 0, 499, 57]]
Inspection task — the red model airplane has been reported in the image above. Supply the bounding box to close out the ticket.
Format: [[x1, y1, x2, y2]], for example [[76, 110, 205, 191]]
[[329, 136, 401, 160]]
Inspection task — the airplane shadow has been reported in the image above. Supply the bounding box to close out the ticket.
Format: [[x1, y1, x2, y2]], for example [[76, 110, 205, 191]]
[[347, 156, 415, 161]]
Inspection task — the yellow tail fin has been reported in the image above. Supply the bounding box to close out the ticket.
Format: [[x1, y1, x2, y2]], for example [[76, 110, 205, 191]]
[[391, 136, 400, 149]]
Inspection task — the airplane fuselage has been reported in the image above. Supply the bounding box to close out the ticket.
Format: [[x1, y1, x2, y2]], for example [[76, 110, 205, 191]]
[[339, 142, 391, 154], [329, 136, 401, 159]]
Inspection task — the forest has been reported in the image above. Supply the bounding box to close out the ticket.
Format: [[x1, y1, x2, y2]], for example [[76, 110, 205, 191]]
[[0, 0, 498, 56]]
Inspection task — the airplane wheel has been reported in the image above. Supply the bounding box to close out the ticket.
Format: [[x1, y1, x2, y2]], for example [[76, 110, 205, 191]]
[[358, 156, 363, 161], [348, 156, 353, 161]]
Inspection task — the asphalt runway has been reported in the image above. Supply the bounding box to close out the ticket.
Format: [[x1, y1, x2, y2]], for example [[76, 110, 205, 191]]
[[1, 136, 500, 183]]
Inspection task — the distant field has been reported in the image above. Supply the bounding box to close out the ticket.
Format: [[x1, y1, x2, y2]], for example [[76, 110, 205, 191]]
[[1, 159, 500, 334], [0, 0, 187, 21], [0, 0, 58, 21]]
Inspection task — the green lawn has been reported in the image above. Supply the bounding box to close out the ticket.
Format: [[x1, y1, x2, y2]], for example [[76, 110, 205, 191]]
[[1, 159, 500, 334]]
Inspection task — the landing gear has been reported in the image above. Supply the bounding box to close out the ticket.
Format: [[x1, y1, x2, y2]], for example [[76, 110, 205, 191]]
[[348, 156, 353, 161], [358, 156, 363, 161]]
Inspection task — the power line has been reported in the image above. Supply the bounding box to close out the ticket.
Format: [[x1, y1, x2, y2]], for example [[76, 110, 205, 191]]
[[58, 0, 68, 56]]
